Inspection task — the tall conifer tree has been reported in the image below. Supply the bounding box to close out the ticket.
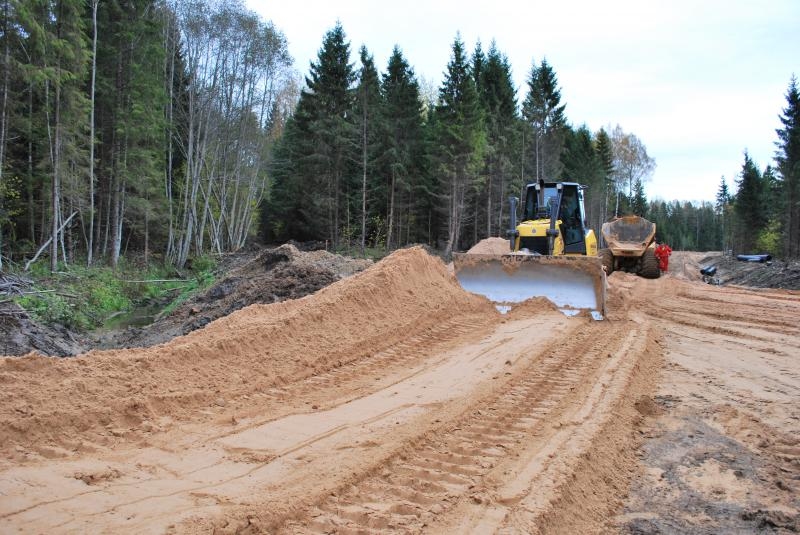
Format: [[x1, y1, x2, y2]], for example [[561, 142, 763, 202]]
[[435, 35, 485, 255], [354, 45, 381, 252], [776, 76, 800, 257], [267, 22, 355, 246], [476, 41, 517, 237], [522, 58, 566, 182], [734, 152, 767, 252], [379, 46, 423, 248], [594, 127, 615, 226]]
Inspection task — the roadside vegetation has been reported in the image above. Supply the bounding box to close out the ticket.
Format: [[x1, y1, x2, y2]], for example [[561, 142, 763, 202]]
[[6, 257, 217, 331]]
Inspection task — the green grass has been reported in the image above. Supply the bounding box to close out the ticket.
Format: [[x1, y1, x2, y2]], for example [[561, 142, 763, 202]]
[[13, 256, 218, 331]]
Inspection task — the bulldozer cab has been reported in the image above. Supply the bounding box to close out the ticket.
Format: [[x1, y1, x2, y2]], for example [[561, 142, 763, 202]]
[[522, 181, 587, 254]]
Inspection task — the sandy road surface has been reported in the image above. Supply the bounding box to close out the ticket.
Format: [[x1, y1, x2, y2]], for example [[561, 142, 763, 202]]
[[1, 248, 798, 533]]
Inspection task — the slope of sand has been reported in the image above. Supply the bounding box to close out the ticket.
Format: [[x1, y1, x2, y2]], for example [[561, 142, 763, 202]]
[[1, 242, 798, 534], [0, 247, 495, 457]]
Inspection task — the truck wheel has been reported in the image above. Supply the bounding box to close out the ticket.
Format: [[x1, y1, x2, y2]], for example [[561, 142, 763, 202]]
[[599, 248, 614, 275], [640, 248, 661, 279]]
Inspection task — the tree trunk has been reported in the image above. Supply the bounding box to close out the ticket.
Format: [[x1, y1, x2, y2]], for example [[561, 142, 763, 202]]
[[387, 169, 396, 250], [50, 81, 62, 273], [0, 0, 9, 270], [361, 105, 367, 255], [87, 0, 99, 266]]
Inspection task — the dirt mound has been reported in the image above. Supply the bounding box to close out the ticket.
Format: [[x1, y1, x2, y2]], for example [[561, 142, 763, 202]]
[[100, 244, 373, 349], [0, 247, 496, 455], [466, 237, 510, 255], [506, 296, 560, 318], [0, 303, 87, 356], [672, 251, 800, 290]]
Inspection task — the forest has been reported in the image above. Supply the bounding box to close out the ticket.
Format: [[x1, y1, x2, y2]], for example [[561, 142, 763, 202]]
[[0, 0, 798, 274]]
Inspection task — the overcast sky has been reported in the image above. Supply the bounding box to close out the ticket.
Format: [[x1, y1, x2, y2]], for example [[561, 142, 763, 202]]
[[245, 0, 798, 203]]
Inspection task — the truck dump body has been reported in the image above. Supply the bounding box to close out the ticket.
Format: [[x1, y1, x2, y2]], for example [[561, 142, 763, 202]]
[[601, 216, 656, 257]]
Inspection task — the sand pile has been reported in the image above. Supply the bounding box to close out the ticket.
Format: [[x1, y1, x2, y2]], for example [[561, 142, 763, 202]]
[[101, 244, 373, 349], [466, 237, 511, 255], [0, 247, 496, 455]]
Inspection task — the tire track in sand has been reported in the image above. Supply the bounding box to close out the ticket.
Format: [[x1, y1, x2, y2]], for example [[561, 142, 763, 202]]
[[278, 318, 654, 534]]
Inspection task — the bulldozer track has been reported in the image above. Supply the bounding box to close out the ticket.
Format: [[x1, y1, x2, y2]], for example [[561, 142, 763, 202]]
[[6, 249, 797, 535], [259, 313, 495, 403], [279, 320, 645, 534]]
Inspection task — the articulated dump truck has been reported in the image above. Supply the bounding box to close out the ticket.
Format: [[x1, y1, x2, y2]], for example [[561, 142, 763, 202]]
[[453, 179, 606, 319], [599, 215, 660, 279]]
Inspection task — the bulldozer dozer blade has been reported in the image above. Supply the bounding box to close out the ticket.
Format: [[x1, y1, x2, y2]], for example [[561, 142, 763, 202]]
[[453, 254, 606, 319]]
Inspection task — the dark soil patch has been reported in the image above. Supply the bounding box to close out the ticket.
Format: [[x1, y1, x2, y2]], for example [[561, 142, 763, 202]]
[[620, 397, 800, 534], [698, 253, 800, 290], [0, 302, 87, 356], [95, 244, 372, 350]]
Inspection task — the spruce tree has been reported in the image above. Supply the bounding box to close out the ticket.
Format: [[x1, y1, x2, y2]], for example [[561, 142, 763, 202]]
[[776, 76, 800, 257], [477, 41, 517, 237], [379, 46, 423, 248], [562, 125, 604, 228], [716, 176, 732, 251], [354, 45, 381, 253], [594, 127, 615, 225], [308, 22, 356, 247], [435, 34, 485, 256], [630, 178, 647, 217], [522, 58, 566, 181], [734, 152, 767, 252], [716, 176, 731, 212], [267, 22, 355, 247]]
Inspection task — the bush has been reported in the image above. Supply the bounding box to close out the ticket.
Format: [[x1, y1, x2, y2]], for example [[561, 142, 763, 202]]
[[756, 220, 782, 256], [13, 256, 218, 332]]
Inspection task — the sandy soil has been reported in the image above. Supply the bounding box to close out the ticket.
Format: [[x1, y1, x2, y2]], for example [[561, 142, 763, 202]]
[[1, 246, 798, 533], [96, 244, 373, 351]]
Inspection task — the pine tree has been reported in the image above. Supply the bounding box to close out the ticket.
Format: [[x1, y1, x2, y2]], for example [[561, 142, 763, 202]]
[[435, 34, 485, 256], [522, 58, 566, 181], [776, 76, 800, 258]]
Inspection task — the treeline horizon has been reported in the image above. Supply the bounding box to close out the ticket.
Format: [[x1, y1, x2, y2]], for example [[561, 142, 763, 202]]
[[0, 2, 797, 273]]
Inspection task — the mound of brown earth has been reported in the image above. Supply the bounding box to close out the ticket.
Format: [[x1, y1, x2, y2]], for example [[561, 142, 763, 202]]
[[100, 244, 373, 349], [2, 244, 799, 534], [0, 247, 496, 457], [466, 236, 511, 255]]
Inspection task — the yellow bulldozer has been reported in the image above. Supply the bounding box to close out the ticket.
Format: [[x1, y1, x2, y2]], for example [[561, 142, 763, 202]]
[[453, 179, 606, 319]]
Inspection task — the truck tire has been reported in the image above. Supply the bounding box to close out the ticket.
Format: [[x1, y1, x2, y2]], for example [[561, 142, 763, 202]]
[[599, 248, 614, 275], [640, 248, 661, 279]]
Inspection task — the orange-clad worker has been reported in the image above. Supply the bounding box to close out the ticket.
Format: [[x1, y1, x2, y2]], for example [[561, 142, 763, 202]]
[[654, 238, 672, 272]]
